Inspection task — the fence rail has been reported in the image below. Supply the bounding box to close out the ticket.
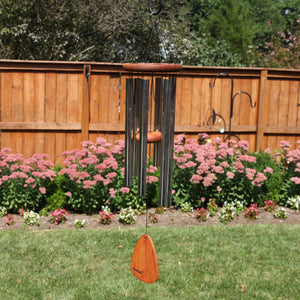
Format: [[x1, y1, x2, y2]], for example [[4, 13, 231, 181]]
[[0, 60, 299, 164]]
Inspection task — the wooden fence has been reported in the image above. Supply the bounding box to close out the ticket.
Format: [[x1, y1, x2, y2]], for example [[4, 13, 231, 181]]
[[0, 60, 299, 165]]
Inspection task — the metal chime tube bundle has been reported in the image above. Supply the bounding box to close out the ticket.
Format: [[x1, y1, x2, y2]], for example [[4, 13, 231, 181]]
[[124, 71, 178, 207]]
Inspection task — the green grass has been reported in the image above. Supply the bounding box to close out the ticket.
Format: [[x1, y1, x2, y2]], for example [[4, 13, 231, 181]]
[[0, 225, 299, 299]]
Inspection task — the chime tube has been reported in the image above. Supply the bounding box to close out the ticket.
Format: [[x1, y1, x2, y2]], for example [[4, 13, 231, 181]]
[[153, 78, 163, 167], [125, 78, 134, 187], [138, 79, 149, 197], [159, 77, 176, 207]]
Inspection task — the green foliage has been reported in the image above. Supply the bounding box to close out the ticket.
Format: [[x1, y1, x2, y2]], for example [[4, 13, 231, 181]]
[[205, 0, 255, 62], [1, 0, 298, 68], [45, 190, 67, 211], [110, 176, 158, 212], [187, 0, 300, 67], [248, 20, 300, 68], [74, 219, 85, 228], [38, 207, 49, 217], [248, 150, 283, 203]]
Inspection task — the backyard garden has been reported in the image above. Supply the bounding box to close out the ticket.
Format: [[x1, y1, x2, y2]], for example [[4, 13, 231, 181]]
[[0, 134, 299, 299], [0, 134, 299, 227]]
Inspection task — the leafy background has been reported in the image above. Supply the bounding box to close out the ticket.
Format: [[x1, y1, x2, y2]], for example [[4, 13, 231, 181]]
[[0, 0, 299, 68]]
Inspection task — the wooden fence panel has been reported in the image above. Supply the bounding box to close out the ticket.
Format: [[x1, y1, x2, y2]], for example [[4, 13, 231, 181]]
[[44, 73, 57, 162], [0, 61, 299, 164], [1, 73, 12, 150], [55, 73, 68, 165], [11, 72, 23, 154], [23, 73, 35, 158]]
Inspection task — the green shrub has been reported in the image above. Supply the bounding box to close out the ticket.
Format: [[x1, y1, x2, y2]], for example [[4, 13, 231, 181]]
[[45, 190, 67, 211]]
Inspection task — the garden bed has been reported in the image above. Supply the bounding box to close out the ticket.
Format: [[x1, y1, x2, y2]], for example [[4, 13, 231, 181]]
[[1, 206, 299, 231]]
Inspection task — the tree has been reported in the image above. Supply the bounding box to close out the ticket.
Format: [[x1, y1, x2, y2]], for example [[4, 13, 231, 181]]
[[247, 20, 300, 68], [203, 0, 255, 63], [0, 0, 192, 63], [185, 0, 300, 68]]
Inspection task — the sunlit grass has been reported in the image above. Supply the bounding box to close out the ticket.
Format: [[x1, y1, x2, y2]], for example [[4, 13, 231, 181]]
[[0, 225, 299, 299]]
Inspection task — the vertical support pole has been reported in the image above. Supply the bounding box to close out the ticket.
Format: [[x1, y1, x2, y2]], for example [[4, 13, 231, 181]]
[[81, 64, 91, 142], [125, 78, 134, 186]]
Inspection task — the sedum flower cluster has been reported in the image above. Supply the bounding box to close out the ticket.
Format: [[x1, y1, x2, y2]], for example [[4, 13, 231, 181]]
[[0, 148, 56, 213], [172, 135, 300, 209]]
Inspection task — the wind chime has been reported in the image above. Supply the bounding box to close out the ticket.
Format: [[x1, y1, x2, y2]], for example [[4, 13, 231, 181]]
[[123, 0, 182, 284]]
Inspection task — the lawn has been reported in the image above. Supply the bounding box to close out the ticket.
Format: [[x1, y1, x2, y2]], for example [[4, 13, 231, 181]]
[[0, 225, 299, 299]]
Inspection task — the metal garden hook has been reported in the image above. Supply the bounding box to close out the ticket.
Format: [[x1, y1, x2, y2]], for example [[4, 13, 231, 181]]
[[149, 0, 163, 16], [210, 72, 256, 142], [231, 91, 256, 119], [209, 72, 234, 102]]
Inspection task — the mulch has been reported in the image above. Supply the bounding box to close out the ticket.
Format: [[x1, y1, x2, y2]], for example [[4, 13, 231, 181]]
[[0, 207, 299, 231]]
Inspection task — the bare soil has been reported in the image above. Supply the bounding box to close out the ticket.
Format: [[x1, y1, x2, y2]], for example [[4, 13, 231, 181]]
[[0, 207, 299, 231]]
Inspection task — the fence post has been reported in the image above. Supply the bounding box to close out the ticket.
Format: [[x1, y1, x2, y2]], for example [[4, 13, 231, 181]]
[[81, 64, 91, 142], [256, 69, 268, 151]]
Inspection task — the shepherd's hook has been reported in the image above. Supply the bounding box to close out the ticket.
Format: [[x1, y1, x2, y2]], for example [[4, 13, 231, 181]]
[[149, 0, 163, 16]]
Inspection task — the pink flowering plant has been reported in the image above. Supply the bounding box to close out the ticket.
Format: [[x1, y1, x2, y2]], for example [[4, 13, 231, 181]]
[[3, 214, 14, 226], [207, 198, 219, 216], [110, 158, 159, 211], [50, 209, 69, 225], [195, 207, 209, 222], [0, 148, 56, 213], [274, 141, 300, 204], [244, 204, 260, 220], [98, 206, 114, 225], [172, 135, 299, 209], [59, 138, 159, 213], [59, 138, 126, 213], [149, 212, 159, 224], [264, 200, 276, 212]]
